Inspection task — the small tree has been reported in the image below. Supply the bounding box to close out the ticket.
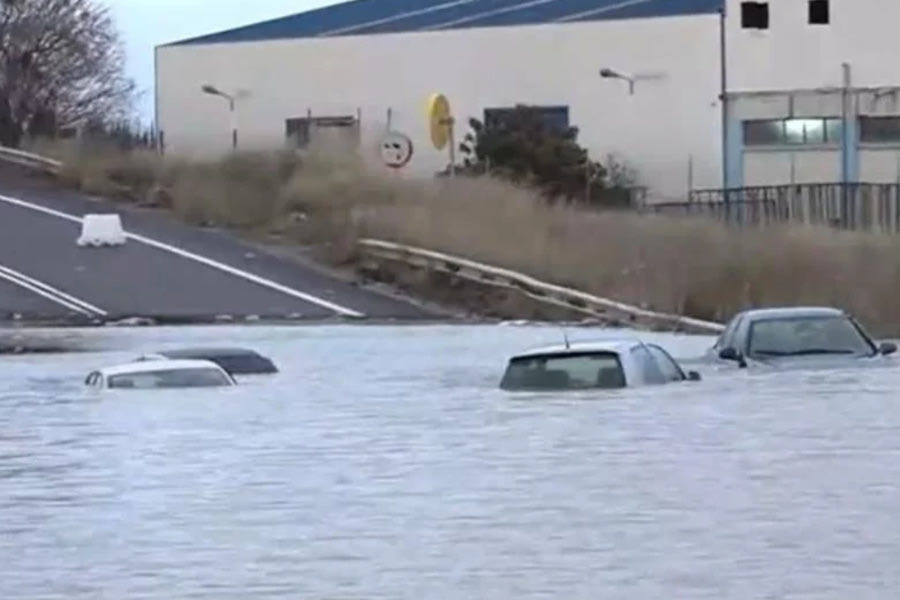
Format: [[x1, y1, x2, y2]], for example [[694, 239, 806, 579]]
[[0, 0, 134, 147], [456, 104, 633, 208]]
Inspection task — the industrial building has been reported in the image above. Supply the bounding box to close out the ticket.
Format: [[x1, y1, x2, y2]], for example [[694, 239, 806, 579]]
[[155, 0, 900, 202]]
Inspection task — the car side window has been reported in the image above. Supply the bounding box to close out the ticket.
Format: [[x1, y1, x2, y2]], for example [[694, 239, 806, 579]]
[[646, 345, 686, 382], [630, 345, 666, 385]]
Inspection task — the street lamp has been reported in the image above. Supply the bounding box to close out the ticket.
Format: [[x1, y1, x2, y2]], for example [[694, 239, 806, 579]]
[[201, 83, 237, 150], [599, 68, 635, 95]]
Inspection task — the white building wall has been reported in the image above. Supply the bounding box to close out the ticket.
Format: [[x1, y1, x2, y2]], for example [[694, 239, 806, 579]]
[[157, 15, 724, 202], [726, 0, 900, 91], [725, 0, 900, 186]]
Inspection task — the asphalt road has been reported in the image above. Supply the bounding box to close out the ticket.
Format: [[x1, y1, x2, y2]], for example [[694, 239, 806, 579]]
[[0, 168, 433, 323]]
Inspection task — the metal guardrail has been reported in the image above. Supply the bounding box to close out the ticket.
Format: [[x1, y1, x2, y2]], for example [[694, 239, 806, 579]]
[[0, 146, 62, 175], [357, 239, 725, 334]]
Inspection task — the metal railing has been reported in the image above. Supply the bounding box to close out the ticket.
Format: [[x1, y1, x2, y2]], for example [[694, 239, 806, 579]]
[[646, 183, 900, 232], [357, 239, 724, 334], [0, 145, 62, 175]]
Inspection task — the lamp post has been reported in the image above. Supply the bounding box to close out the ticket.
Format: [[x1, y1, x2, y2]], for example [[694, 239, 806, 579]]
[[201, 84, 237, 150], [599, 68, 636, 95]]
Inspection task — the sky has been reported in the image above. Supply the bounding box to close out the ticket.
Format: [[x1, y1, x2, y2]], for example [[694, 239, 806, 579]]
[[106, 0, 340, 125]]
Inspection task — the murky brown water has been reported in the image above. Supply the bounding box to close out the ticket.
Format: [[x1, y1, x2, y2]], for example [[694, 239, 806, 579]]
[[2, 324, 900, 599]]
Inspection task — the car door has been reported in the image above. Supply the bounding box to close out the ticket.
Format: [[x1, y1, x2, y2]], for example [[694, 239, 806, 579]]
[[646, 344, 687, 382]]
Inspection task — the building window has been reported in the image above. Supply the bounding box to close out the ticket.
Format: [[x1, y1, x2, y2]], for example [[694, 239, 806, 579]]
[[809, 0, 829, 25], [859, 116, 900, 144], [744, 120, 783, 145], [285, 118, 311, 148], [743, 118, 842, 146], [484, 105, 570, 133], [285, 115, 358, 149], [741, 2, 769, 30]]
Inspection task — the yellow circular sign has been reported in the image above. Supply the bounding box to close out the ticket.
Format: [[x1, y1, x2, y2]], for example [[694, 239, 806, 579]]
[[426, 93, 452, 151]]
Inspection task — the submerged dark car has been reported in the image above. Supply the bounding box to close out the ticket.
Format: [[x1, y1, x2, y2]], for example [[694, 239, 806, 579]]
[[707, 307, 897, 369], [136, 347, 279, 375]]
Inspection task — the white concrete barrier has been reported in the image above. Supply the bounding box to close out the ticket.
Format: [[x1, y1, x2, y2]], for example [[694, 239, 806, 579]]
[[77, 214, 127, 247]]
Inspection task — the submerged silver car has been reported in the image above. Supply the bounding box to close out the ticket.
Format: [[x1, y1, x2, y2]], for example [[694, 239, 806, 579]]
[[707, 307, 897, 369], [500, 339, 701, 392]]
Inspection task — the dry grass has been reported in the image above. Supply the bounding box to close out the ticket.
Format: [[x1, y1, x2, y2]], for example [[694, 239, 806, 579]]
[[28, 138, 900, 335]]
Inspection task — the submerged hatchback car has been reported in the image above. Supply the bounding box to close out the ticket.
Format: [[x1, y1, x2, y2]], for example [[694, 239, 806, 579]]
[[500, 339, 701, 392], [135, 347, 278, 375], [85, 359, 237, 390], [708, 307, 897, 369]]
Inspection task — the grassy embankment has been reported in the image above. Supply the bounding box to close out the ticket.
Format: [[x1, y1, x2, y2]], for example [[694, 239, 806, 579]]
[[25, 139, 900, 335]]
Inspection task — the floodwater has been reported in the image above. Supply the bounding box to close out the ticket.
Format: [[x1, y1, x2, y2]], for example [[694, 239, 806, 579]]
[[2, 324, 900, 599]]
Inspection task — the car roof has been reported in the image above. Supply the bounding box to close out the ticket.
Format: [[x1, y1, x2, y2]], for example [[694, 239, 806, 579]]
[[157, 347, 265, 359], [97, 359, 229, 377], [736, 306, 846, 321], [510, 338, 645, 359]]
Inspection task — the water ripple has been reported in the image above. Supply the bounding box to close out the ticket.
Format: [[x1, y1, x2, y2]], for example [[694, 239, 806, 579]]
[[1, 324, 899, 599]]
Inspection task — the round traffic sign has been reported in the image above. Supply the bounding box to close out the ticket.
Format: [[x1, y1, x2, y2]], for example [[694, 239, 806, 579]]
[[380, 131, 414, 169]]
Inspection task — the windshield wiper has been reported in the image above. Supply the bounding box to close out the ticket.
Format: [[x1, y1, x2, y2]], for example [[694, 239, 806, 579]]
[[758, 348, 858, 357]]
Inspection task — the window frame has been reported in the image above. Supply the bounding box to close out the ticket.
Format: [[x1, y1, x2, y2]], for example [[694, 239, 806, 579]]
[[645, 344, 687, 382], [741, 1, 770, 30], [859, 116, 900, 145], [715, 314, 745, 351], [629, 345, 667, 385], [743, 117, 843, 148], [746, 315, 878, 359], [499, 351, 626, 391], [483, 105, 571, 135], [808, 0, 829, 25]]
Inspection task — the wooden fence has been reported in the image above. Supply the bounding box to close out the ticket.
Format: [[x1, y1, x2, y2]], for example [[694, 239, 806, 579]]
[[644, 183, 900, 233]]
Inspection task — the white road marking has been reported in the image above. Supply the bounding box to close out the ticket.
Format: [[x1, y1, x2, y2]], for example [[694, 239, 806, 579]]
[[0, 193, 366, 318], [0, 264, 107, 316]]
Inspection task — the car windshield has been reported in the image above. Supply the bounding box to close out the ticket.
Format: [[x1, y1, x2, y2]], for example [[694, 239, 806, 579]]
[[500, 352, 626, 391], [747, 315, 875, 358], [210, 355, 278, 374], [161, 351, 277, 374], [107, 368, 232, 389]]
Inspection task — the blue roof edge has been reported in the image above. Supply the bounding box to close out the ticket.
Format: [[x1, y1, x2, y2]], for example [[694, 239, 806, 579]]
[[163, 0, 724, 48]]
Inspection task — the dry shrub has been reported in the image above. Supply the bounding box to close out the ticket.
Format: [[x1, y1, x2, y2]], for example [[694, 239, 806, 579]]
[[167, 151, 298, 228], [28, 139, 900, 334]]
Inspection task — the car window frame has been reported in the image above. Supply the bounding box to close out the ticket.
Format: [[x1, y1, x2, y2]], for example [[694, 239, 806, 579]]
[[629, 344, 667, 385], [107, 367, 234, 389], [645, 344, 687, 382], [717, 314, 745, 351], [499, 351, 626, 391], [746, 314, 877, 358]]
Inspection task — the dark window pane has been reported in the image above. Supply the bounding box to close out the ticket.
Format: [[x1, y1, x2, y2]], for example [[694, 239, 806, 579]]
[[500, 352, 626, 391], [804, 119, 825, 144], [741, 2, 770, 29], [860, 117, 900, 143], [285, 118, 310, 148], [809, 0, 829, 24], [484, 105, 570, 133], [744, 120, 783, 145]]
